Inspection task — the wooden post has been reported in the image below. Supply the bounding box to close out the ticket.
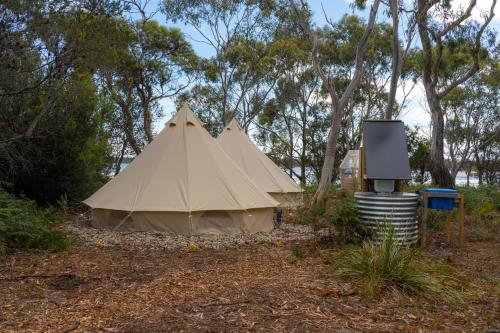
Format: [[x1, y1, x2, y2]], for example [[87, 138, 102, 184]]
[[458, 193, 465, 249], [359, 147, 367, 192], [446, 214, 453, 246]]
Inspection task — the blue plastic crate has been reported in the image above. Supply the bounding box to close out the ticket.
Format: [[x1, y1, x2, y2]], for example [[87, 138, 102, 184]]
[[423, 188, 457, 211]]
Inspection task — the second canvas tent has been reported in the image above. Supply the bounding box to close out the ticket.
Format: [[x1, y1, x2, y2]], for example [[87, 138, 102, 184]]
[[217, 119, 303, 207]]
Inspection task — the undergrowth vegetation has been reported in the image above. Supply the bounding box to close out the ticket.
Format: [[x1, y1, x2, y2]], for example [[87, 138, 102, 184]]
[[333, 230, 460, 299], [460, 185, 499, 220], [0, 189, 72, 255], [300, 194, 370, 245], [294, 184, 497, 300]]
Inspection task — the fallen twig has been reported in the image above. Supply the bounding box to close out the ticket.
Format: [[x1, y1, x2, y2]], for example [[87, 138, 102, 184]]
[[199, 300, 250, 307], [60, 320, 80, 333], [1, 274, 57, 281]]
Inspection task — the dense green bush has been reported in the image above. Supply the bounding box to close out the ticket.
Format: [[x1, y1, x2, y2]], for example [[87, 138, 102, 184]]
[[333, 230, 459, 298], [299, 203, 327, 226], [299, 191, 371, 244], [459, 185, 499, 220], [5, 72, 112, 204], [330, 196, 371, 245], [0, 189, 72, 255]]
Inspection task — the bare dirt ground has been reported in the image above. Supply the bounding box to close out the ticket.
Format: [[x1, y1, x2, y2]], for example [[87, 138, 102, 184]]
[[1, 219, 499, 332]]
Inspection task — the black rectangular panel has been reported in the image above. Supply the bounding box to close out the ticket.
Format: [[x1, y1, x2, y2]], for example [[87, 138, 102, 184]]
[[363, 120, 411, 180]]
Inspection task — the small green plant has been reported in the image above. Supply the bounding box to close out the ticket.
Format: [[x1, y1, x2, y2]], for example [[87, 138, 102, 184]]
[[333, 229, 459, 299], [330, 196, 371, 245], [55, 193, 70, 215], [426, 210, 446, 231], [0, 189, 72, 255], [299, 203, 327, 227], [291, 245, 304, 258], [473, 199, 495, 220]]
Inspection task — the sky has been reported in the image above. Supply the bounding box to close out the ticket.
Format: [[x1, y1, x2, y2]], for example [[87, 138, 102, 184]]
[[138, 0, 499, 136]]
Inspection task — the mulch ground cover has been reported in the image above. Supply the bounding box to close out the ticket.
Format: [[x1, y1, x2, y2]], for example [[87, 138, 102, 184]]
[[1, 220, 498, 332]]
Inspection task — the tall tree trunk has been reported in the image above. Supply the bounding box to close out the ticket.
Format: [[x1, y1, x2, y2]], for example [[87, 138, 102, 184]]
[[466, 167, 470, 187], [300, 101, 307, 185], [419, 166, 425, 185], [385, 0, 401, 120], [300, 133, 306, 186], [114, 138, 127, 176], [475, 152, 483, 185], [428, 98, 454, 188], [122, 104, 142, 155], [140, 86, 154, 143], [143, 104, 153, 143]]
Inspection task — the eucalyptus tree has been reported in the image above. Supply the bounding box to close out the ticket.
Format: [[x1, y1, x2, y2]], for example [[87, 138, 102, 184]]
[[443, 55, 500, 185], [101, 0, 198, 157], [416, 0, 497, 187], [163, 0, 282, 135], [255, 64, 329, 185], [290, 0, 382, 203], [444, 47, 499, 186]]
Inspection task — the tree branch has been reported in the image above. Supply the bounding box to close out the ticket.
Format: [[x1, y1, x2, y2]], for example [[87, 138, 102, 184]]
[[438, 0, 496, 99]]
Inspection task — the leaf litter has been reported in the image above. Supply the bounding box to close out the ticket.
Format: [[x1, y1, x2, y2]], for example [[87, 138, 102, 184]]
[[0, 218, 498, 332]]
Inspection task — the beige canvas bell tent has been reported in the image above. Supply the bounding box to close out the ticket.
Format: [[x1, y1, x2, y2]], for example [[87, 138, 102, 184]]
[[84, 105, 278, 235], [217, 119, 303, 207]]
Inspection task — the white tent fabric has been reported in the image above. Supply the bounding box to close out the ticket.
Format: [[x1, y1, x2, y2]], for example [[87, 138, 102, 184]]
[[217, 119, 303, 207], [84, 105, 278, 234]]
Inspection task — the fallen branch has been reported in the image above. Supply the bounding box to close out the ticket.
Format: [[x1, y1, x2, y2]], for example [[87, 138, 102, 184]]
[[199, 300, 250, 307], [1, 274, 57, 281], [60, 320, 80, 333]]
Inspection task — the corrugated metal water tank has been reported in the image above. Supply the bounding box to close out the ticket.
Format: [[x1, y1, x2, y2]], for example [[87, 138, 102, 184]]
[[354, 192, 419, 245]]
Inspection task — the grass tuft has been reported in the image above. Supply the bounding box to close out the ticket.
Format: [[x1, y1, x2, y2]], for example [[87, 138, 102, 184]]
[[333, 229, 461, 300]]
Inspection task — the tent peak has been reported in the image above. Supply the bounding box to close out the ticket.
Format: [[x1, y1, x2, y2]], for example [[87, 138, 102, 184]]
[[226, 118, 243, 131], [217, 122, 303, 195], [167, 102, 203, 127]]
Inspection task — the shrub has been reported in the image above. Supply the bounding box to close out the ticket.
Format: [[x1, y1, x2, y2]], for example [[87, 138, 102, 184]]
[[300, 203, 326, 225], [333, 229, 459, 299], [330, 196, 371, 245], [459, 185, 499, 220], [0, 189, 72, 255]]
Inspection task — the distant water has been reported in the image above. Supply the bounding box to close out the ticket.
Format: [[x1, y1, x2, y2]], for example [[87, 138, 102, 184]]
[[108, 163, 128, 176], [114, 163, 479, 187], [455, 171, 479, 187]]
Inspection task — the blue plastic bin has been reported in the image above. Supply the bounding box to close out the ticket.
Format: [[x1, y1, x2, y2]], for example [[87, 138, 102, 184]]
[[423, 188, 457, 211]]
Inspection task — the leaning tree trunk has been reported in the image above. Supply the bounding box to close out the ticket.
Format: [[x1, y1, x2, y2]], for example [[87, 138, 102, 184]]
[[289, 0, 381, 204], [114, 138, 127, 176], [428, 100, 454, 188], [312, 106, 342, 204]]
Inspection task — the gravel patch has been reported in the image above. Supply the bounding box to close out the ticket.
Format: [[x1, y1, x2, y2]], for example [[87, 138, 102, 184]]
[[65, 219, 323, 251]]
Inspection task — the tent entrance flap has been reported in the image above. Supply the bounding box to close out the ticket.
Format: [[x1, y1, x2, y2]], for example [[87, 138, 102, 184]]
[[196, 211, 239, 234]]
